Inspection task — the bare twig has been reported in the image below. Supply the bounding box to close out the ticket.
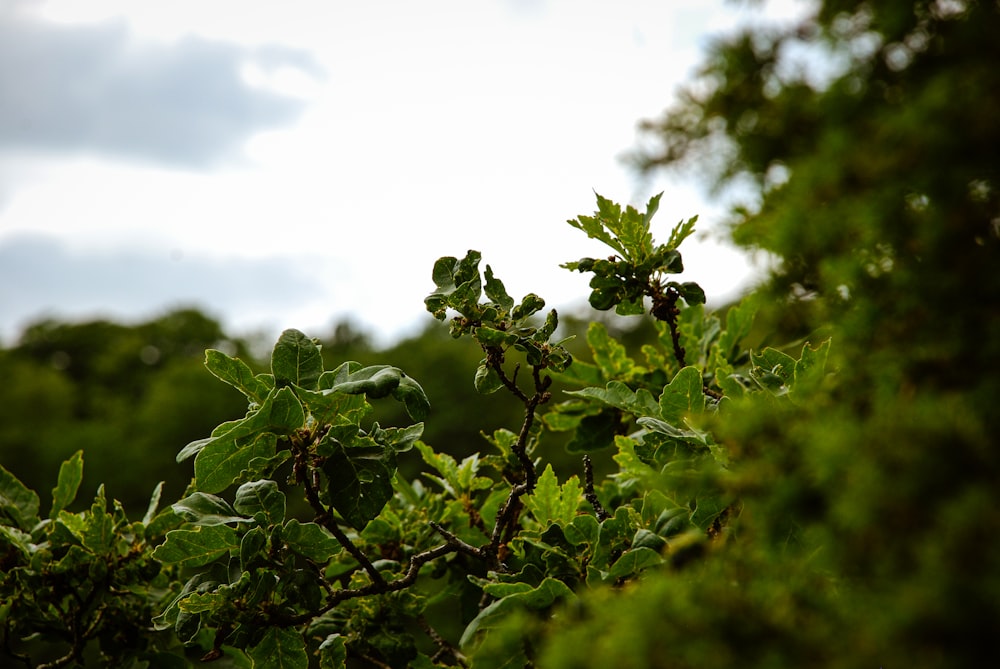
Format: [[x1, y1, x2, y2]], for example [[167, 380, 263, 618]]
[[292, 432, 386, 589], [583, 455, 611, 521]]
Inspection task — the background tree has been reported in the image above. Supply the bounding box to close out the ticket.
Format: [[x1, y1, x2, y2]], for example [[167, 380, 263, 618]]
[[0, 310, 253, 511], [534, 1, 1000, 666]]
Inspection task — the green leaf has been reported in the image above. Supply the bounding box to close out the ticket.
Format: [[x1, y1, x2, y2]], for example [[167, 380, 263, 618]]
[[322, 439, 396, 529], [80, 487, 114, 553], [606, 547, 663, 580], [562, 409, 622, 453], [298, 383, 371, 426], [658, 366, 706, 424], [614, 201, 655, 260], [511, 293, 545, 321], [565, 513, 600, 546], [483, 264, 515, 313], [319, 634, 348, 669], [195, 432, 280, 495], [234, 480, 286, 526], [425, 251, 484, 319], [567, 381, 660, 419], [677, 281, 706, 306], [750, 347, 797, 392], [371, 423, 425, 453], [153, 524, 239, 568], [718, 293, 759, 359], [547, 359, 604, 388], [476, 326, 517, 348], [205, 349, 271, 404], [249, 627, 308, 669], [50, 450, 83, 517], [415, 441, 461, 495], [615, 296, 647, 316], [142, 481, 165, 526], [172, 492, 250, 526], [612, 436, 659, 486], [460, 577, 574, 648], [193, 387, 303, 493], [326, 364, 400, 399], [587, 322, 638, 379], [474, 362, 505, 395], [791, 339, 832, 398], [525, 465, 582, 528], [282, 519, 341, 563], [690, 494, 729, 532], [0, 464, 40, 531], [591, 506, 636, 572], [566, 212, 626, 259], [241, 526, 267, 571], [391, 374, 431, 421], [271, 329, 324, 390], [177, 590, 229, 615], [665, 215, 698, 251]]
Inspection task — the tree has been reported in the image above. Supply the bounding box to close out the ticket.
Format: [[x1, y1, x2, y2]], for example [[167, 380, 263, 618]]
[[534, 1, 1000, 666]]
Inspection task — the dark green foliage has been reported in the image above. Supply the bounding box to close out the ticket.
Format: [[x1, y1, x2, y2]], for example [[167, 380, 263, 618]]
[[533, 0, 1000, 667], [0, 309, 253, 513], [5, 1, 997, 665], [0, 454, 185, 667], [4, 194, 782, 667]]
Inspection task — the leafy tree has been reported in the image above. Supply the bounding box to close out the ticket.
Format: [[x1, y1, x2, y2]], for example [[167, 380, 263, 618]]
[[2, 193, 787, 667], [532, 1, 1000, 667]]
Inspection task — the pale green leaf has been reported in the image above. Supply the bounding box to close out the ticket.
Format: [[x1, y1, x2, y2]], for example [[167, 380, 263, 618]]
[[271, 329, 324, 390], [460, 577, 573, 648], [153, 525, 239, 568], [249, 627, 308, 669], [50, 450, 83, 517], [0, 464, 40, 531], [525, 465, 582, 528], [234, 480, 285, 526], [282, 519, 340, 563], [205, 349, 271, 404], [658, 366, 706, 424], [171, 491, 250, 526]]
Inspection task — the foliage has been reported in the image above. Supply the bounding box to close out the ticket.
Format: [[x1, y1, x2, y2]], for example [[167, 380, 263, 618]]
[[0, 452, 186, 667], [0, 309, 252, 512], [2, 192, 807, 667], [5, 1, 998, 665], [548, 0, 999, 667]]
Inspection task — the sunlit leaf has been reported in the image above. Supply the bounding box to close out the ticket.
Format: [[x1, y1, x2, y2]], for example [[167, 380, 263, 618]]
[[50, 450, 83, 518]]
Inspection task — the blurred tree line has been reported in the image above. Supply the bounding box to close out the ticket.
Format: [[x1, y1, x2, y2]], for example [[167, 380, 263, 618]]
[[0, 306, 672, 516], [533, 0, 1000, 666]]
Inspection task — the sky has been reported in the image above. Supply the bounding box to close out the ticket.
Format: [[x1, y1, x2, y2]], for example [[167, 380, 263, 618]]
[[0, 0, 811, 348]]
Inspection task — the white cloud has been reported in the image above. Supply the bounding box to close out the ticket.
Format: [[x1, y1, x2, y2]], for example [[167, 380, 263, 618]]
[[1, 0, 811, 345]]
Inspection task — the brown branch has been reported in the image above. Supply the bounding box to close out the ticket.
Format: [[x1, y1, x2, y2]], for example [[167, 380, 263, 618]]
[[651, 284, 724, 401], [292, 432, 386, 589], [651, 284, 686, 370], [284, 539, 462, 626], [582, 455, 611, 521], [419, 614, 468, 667], [429, 522, 488, 561]]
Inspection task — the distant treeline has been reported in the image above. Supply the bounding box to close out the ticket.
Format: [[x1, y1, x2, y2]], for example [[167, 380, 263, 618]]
[[2, 307, 697, 515]]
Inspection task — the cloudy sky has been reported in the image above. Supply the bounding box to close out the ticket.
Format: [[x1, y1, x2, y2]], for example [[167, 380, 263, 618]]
[[0, 0, 809, 347]]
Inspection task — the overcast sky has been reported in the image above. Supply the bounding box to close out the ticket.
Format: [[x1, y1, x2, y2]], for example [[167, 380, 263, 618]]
[[0, 0, 810, 347]]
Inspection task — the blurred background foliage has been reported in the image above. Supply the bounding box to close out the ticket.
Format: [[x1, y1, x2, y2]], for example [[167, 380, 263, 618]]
[[530, 0, 1000, 667], [0, 305, 682, 516]]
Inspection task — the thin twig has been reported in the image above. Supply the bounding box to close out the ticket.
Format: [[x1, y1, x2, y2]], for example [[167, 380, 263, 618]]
[[293, 433, 386, 588], [582, 455, 611, 521]]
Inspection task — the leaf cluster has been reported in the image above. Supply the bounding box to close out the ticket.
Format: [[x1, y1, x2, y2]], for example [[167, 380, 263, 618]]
[[3, 193, 832, 669], [562, 192, 705, 315]]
